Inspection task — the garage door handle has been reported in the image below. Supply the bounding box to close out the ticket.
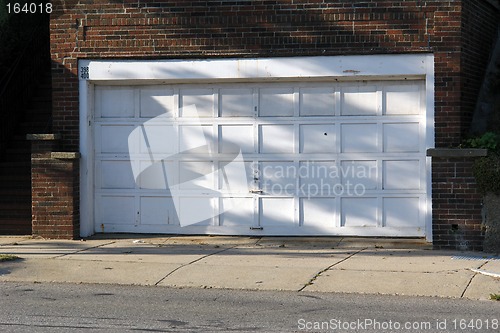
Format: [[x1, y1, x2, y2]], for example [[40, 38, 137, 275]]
[[249, 189, 263, 194]]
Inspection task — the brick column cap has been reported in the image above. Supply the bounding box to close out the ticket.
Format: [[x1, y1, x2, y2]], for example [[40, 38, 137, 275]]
[[51, 152, 81, 160], [426, 148, 488, 157], [26, 134, 62, 141]]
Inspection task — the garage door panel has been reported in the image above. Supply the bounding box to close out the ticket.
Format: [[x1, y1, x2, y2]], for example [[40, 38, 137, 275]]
[[140, 197, 178, 225], [98, 196, 136, 225], [259, 88, 294, 117], [383, 197, 421, 228], [383, 123, 420, 152], [340, 160, 378, 190], [99, 125, 135, 154], [341, 123, 379, 153], [219, 125, 254, 153], [140, 87, 174, 118], [179, 161, 214, 190], [96, 87, 135, 118], [219, 161, 253, 192], [180, 89, 214, 117], [220, 198, 254, 226], [260, 198, 296, 227], [341, 86, 378, 116], [138, 160, 175, 190], [179, 125, 214, 153], [385, 84, 421, 115], [341, 197, 378, 227], [299, 161, 338, 191], [299, 124, 336, 153], [178, 197, 214, 226], [301, 198, 336, 228], [259, 125, 294, 153], [100, 161, 136, 189], [139, 123, 177, 154], [383, 160, 421, 190], [299, 88, 335, 116], [260, 161, 296, 193], [220, 88, 254, 117]]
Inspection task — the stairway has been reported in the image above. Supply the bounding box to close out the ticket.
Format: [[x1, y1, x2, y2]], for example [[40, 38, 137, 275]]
[[0, 74, 52, 235]]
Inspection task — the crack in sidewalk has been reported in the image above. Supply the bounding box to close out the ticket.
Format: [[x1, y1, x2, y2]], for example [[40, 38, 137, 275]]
[[460, 260, 490, 298], [298, 247, 367, 292], [153, 245, 239, 286], [52, 241, 117, 259]]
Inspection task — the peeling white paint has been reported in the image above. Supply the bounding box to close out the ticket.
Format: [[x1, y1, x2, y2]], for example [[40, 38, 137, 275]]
[[80, 54, 431, 82]]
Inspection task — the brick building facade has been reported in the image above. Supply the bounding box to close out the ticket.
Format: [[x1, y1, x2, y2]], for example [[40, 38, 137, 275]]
[[35, 0, 499, 250]]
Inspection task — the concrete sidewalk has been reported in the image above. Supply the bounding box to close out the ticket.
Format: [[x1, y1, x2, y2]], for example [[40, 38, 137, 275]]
[[1, 235, 499, 301]]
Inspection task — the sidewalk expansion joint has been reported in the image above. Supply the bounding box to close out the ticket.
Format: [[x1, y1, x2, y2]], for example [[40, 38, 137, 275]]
[[252, 237, 264, 246], [460, 260, 489, 298], [333, 237, 345, 248], [52, 241, 117, 259], [153, 245, 239, 286], [298, 247, 368, 292]]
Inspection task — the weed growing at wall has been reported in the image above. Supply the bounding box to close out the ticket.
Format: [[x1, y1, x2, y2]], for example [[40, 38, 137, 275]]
[[473, 154, 500, 195], [463, 132, 500, 194]]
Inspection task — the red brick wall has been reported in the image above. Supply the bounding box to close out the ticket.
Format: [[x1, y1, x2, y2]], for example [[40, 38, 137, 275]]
[[51, 0, 443, 149], [30, 138, 80, 239], [428, 0, 500, 251], [47, 1, 499, 244], [50, 1, 499, 148], [431, 157, 484, 251]]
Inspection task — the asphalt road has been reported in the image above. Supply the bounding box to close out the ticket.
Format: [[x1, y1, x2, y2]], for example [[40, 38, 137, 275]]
[[0, 282, 499, 332]]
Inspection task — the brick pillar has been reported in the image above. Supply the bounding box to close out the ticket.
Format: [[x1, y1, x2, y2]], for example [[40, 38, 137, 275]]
[[27, 134, 80, 240], [427, 148, 487, 251]]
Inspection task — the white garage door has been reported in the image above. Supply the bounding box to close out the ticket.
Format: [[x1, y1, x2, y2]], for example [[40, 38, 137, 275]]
[[94, 80, 427, 236]]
